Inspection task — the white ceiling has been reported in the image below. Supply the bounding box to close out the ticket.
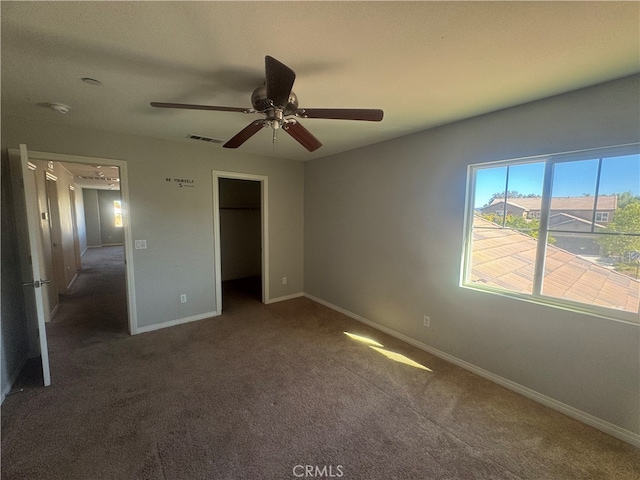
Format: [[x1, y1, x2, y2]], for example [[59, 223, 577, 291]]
[[2, 1, 638, 161]]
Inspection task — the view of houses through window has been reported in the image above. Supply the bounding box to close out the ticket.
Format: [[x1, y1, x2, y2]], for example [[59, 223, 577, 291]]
[[463, 147, 639, 320]]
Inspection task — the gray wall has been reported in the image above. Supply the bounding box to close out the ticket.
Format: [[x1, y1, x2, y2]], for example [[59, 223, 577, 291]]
[[304, 75, 640, 436], [82, 189, 101, 247], [84, 188, 125, 248], [1, 120, 304, 330]]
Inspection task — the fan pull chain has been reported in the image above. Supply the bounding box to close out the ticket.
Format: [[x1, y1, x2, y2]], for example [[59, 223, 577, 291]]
[[272, 128, 277, 157]]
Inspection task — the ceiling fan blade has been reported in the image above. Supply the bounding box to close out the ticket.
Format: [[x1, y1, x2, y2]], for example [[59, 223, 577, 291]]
[[283, 121, 323, 152], [295, 108, 384, 122], [265, 56, 296, 108], [150, 102, 248, 113], [223, 120, 265, 148]]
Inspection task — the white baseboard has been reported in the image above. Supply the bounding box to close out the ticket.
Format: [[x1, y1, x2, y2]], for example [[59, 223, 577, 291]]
[[1, 355, 27, 405], [67, 273, 79, 291], [266, 292, 304, 304], [136, 311, 220, 334], [303, 293, 640, 448]]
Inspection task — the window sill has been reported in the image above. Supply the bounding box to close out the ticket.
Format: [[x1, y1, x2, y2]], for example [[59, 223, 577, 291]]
[[459, 283, 640, 326]]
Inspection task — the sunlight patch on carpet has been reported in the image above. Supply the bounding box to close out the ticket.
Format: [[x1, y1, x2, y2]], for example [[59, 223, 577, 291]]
[[343, 331, 384, 347], [369, 346, 432, 371]]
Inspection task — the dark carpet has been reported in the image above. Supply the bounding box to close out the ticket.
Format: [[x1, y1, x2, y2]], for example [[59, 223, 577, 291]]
[[1, 247, 639, 479]]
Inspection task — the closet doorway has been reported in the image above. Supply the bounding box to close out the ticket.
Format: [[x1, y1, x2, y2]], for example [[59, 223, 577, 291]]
[[213, 171, 269, 313]]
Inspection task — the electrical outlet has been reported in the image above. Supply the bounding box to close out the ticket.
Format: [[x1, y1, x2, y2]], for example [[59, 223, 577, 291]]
[[423, 315, 431, 327], [180, 294, 187, 303], [282, 277, 287, 285]]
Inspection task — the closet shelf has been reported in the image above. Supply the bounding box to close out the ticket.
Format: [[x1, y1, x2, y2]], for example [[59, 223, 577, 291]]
[[219, 205, 260, 210]]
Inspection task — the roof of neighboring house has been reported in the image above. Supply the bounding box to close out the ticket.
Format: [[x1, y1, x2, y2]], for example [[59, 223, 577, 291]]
[[470, 217, 639, 313], [548, 212, 605, 230], [486, 195, 617, 211]]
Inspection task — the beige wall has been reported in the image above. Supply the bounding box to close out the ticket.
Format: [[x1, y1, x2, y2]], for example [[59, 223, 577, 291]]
[[304, 75, 640, 436], [1, 120, 304, 329]]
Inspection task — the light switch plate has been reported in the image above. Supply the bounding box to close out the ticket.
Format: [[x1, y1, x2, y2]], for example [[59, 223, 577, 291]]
[[135, 240, 147, 249]]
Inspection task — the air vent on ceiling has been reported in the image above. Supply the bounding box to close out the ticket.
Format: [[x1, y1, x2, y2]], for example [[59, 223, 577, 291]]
[[188, 134, 224, 144]]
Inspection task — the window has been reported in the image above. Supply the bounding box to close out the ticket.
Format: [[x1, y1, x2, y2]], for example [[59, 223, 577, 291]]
[[462, 145, 640, 323], [114, 200, 123, 227]]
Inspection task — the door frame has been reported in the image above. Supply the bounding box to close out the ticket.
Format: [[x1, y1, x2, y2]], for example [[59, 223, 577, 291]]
[[212, 170, 269, 313], [22, 147, 138, 335]]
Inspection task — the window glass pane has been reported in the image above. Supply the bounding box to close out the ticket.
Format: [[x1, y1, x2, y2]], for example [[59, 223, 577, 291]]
[[501, 163, 544, 233], [474, 167, 507, 223], [469, 215, 536, 294], [542, 232, 640, 314], [468, 163, 544, 295], [549, 159, 598, 230], [598, 154, 640, 234]]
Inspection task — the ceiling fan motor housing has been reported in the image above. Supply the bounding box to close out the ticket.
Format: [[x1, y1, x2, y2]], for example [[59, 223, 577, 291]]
[[251, 86, 299, 113]]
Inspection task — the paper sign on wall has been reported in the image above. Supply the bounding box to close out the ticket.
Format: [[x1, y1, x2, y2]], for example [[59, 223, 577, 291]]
[[166, 177, 195, 188]]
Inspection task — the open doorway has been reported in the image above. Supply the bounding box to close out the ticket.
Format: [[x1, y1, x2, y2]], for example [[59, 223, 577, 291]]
[[54, 163, 128, 336], [24, 152, 136, 339], [8, 147, 136, 389], [213, 171, 269, 313]]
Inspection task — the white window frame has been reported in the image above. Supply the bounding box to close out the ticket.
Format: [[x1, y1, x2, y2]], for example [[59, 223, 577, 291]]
[[595, 212, 609, 222], [460, 144, 640, 325]]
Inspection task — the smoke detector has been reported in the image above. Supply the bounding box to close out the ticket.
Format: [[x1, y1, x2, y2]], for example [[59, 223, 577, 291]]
[[49, 103, 71, 114]]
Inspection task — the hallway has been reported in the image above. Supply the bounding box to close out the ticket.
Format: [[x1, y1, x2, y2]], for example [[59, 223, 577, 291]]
[[47, 246, 129, 351]]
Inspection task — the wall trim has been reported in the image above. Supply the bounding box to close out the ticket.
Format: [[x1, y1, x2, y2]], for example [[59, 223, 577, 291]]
[[1, 355, 27, 405], [303, 293, 640, 448], [266, 292, 304, 304], [67, 273, 79, 291], [136, 311, 220, 334]]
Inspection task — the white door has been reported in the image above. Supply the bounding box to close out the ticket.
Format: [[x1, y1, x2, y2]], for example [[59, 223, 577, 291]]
[[9, 144, 52, 386]]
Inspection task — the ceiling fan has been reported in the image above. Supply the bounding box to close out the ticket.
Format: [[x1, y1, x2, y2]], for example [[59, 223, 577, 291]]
[[151, 56, 384, 152]]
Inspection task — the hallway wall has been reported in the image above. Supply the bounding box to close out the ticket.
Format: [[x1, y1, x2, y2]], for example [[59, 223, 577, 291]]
[[83, 189, 101, 247]]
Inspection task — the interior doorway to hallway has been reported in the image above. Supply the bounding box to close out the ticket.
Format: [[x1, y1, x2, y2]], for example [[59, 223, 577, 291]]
[[22, 150, 137, 337], [9, 146, 136, 389], [40, 160, 129, 338]]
